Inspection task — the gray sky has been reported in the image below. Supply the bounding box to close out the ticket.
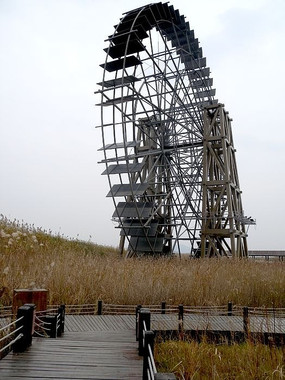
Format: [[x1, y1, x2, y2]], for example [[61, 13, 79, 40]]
[[1, 0, 284, 250]]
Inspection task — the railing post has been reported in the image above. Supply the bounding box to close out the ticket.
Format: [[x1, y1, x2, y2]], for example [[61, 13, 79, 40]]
[[13, 304, 35, 353], [97, 300, 103, 315], [228, 302, 233, 316], [57, 304, 65, 336], [143, 330, 155, 380], [243, 306, 249, 338], [45, 315, 57, 338], [161, 301, 166, 314], [136, 304, 142, 341], [178, 304, 184, 333], [138, 308, 150, 356]]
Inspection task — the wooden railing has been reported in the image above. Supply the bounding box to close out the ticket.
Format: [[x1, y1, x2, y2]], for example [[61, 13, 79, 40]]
[[177, 304, 254, 337], [137, 307, 176, 380], [0, 315, 24, 359], [34, 305, 65, 338], [0, 304, 65, 360], [90, 300, 285, 319], [0, 304, 34, 359], [249, 251, 285, 261]]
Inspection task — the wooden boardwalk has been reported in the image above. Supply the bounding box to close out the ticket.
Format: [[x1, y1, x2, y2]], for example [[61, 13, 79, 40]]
[[65, 315, 135, 332], [151, 314, 285, 334], [0, 315, 142, 380], [65, 314, 285, 334], [1, 313, 284, 379]]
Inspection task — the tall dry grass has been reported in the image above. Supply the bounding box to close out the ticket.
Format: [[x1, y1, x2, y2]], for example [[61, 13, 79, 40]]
[[0, 216, 284, 307], [155, 339, 285, 379]]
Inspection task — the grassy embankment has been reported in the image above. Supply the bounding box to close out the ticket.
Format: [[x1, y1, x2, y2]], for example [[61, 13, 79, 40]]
[[0, 215, 284, 307], [0, 216, 284, 377]]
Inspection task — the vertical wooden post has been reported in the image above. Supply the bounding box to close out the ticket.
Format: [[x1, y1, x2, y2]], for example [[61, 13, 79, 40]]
[[138, 308, 150, 356], [136, 304, 142, 341], [161, 301, 166, 314], [201, 105, 249, 258], [57, 306, 62, 337], [52, 315, 58, 338], [45, 315, 57, 338], [143, 330, 154, 380], [61, 304, 65, 334], [97, 300, 103, 315], [228, 302, 233, 316], [243, 307, 249, 337], [119, 235, 125, 256], [13, 304, 35, 353], [178, 304, 184, 333], [57, 304, 65, 336]]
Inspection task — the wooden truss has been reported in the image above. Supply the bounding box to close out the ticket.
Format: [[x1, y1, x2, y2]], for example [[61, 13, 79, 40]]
[[201, 104, 248, 257]]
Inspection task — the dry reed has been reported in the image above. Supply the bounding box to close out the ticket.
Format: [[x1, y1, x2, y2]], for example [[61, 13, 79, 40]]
[[155, 339, 285, 379], [0, 216, 284, 308]]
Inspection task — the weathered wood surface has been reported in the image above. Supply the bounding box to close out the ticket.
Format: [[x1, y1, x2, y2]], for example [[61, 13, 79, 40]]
[[0, 316, 142, 380], [151, 314, 285, 334], [65, 314, 285, 335], [65, 314, 135, 332], [1, 314, 284, 379]]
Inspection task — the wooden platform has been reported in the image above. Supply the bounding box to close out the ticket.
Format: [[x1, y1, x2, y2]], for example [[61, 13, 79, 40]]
[[1, 314, 284, 379], [0, 315, 142, 380]]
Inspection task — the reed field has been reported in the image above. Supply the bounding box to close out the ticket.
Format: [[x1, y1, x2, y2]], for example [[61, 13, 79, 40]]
[[155, 339, 285, 379], [0, 215, 284, 308], [0, 215, 285, 377]]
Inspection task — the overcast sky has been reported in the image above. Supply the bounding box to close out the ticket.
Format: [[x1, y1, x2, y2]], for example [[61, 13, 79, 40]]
[[1, 0, 284, 250]]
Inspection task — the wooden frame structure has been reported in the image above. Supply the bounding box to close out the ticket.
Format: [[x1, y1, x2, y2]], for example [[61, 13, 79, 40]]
[[98, 3, 254, 257], [201, 104, 248, 257]]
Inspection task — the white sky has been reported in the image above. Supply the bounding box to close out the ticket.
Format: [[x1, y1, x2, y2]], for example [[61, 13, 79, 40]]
[[1, 0, 284, 250]]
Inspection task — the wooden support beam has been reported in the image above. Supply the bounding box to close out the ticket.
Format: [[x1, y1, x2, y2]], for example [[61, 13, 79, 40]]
[[201, 104, 248, 257]]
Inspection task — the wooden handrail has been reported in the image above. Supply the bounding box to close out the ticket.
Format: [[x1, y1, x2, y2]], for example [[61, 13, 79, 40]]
[[137, 307, 176, 380]]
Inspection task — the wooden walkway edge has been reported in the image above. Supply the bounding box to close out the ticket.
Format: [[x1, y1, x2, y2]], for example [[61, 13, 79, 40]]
[[0, 315, 142, 380]]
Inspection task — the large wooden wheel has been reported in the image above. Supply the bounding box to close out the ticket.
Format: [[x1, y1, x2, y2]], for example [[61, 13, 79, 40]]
[[97, 3, 252, 257]]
